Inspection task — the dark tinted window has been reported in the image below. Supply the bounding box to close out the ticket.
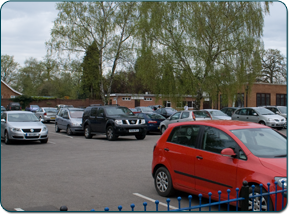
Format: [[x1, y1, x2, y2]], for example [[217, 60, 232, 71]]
[[91, 108, 98, 116], [146, 114, 165, 119], [194, 111, 211, 118], [97, 108, 104, 117], [167, 125, 200, 148], [201, 127, 238, 154]]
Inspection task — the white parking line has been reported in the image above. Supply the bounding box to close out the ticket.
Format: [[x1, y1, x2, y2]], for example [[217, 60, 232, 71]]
[[14, 208, 24, 211], [48, 132, 73, 139], [133, 193, 178, 209], [48, 141, 56, 144]]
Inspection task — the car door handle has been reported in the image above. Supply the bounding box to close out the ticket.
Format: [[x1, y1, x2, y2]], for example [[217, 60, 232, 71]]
[[196, 156, 203, 159], [164, 148, 169, 152], [246, 117, 249, 119]]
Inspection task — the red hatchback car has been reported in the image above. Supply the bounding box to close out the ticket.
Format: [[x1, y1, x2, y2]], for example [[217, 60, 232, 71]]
[[152, 120, 287, 211]]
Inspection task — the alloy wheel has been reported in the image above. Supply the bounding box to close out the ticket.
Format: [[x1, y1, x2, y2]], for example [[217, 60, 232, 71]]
[[156, 171, 169, 193], [248, 193, 268, 211]]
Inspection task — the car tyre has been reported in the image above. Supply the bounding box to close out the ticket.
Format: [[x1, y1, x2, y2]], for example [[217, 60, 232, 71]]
[[84, 125, 92, 139], [135, 133, 146, 140], [161, 126, 166, 134], [259, 121, 266, 126], [248, 185, 273, 211], [67, 125, 73, 135], [154, 167, 174, 197], [40, 139, 48, 144], [106, 126, 118, 141], [4, 131, 11, 145], [55, 123, 61, 132]]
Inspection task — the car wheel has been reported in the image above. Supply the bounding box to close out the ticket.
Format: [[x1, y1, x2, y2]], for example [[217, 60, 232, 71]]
[[40, 139, 48, 144], [84, 125, 92, 139], [154, 167, 174, 197], [248, 186, 273, 211], [4, 131, 11, 145], [161, 126, 166, 134], [259, 121, 266, 126], [106, 126, 117, 141], [135, 133, 146, 140], [55, 123, 61, 132], [66, 125, 73, 135]]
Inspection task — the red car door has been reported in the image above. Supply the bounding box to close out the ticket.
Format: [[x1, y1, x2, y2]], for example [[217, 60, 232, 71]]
[[194, 126, 239, 200], [163, 125, 201, 191]]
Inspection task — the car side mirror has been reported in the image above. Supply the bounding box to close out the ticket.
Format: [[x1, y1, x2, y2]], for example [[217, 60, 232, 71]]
[[221, 148, 237, 157], [40, 118, 44, 122], [253, 113, 258, 116], [1, 119, 5, 122], [276, 111, 280, 114]]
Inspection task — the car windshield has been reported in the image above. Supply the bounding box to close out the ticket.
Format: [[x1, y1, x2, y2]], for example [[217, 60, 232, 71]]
[[140, 107, 154, 112], [105, 107, 134, 116], [31, 105, 39, 108], [209, 110, 228, 116], [256, 108, 275, 115], [69, 110, 84, 118], [231, 128, 286, 158], [8, 113, 39, 122], [278, 106, 287, 114], [44, 108, 58, 113], [194, 111, 211, 118], [146, 114, 166, 120], [166, 108, 177, 114]]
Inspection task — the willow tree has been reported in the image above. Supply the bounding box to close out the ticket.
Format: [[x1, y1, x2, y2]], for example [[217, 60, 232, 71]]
[[46, 2, 138, 104], [136, 2, 269, 109]]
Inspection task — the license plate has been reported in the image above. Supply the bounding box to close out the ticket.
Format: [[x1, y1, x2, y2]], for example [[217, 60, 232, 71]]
[[50, 117, 55, 119], [129, 129, 139, 133], [27, 133, 39, 136]]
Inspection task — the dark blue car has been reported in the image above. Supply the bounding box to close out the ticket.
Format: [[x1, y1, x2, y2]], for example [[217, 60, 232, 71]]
[[135, 112, 166, 133]]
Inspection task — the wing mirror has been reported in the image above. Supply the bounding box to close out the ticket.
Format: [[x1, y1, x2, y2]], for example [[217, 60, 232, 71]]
[[40, 118, 44, 122], [276, 111, 280, 114], [253, 113, 258, 116], [221, 148, 237, 157], [1, 119, 6, 122]]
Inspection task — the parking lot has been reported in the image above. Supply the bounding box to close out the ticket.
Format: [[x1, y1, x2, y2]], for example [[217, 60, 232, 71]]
[[1, 123, 287, 211]]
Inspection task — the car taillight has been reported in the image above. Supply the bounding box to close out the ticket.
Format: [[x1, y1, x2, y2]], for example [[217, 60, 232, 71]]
[[192, 112, 196, 121], [20, 106, 22, 110], [44, 113, 47, 115], [148, 121, 157, 124]]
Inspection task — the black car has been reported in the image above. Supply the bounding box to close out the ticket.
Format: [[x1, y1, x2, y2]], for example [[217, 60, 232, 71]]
[[6, 102, 21, 111], [220, 107, 239, 117], [154, 107, 177, 118], [82, 105, 147, 141]]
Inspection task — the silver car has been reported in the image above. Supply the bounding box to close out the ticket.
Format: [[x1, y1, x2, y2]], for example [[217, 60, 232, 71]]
[[34, 107, 58, 123], [231, 107, 286, 130], [1, 111, 48, 144], [202, 109, 232, 120], [262, 106, 287, 119], [55, 108, 84, 135], [159, 110, 212, 134]]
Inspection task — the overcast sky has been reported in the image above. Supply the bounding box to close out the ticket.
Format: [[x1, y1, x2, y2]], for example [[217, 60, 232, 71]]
[[1, 1, 288, 67]]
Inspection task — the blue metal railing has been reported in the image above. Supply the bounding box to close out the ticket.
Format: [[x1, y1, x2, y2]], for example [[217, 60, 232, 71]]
[[60, 180, 287, 211]]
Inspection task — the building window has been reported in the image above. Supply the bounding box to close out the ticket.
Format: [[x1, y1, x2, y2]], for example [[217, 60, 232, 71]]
[[256, 93, 270, 106], [220, 95, 228, 109], [163, 101, 171, 107], [10, 95, 16, 98], [122, 97, 131, 101], [276, 94, 287, 106], [235, 93, 244, 107], [144, 97, 152, 101]]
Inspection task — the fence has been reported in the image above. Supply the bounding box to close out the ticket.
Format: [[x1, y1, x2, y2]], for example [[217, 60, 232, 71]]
[[60, 181, 287, 212]]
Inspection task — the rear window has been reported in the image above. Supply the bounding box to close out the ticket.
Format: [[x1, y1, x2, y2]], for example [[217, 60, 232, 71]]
[[44, 108, 58, 113], [146, 114, 166, 120], [194, 111, 211, 118]]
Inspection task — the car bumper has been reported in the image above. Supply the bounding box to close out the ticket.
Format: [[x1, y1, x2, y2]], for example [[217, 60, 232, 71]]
[[267, 121, 286, 128], [113, 124, 147, 136], [147, 124, 161, 132], [71, 126, 84, 133], [9, 131, 48, 141], [43, 116, 56, 121]]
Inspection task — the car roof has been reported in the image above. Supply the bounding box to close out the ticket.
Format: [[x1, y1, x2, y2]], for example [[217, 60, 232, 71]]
[[5, 111, 33, 114], [168, 120, 269, 131], [62, 108, 84, 111]]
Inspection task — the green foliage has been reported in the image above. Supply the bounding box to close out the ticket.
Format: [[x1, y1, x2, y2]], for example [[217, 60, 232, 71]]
[[1, 55, 20, 86], [10, 95, 34, 109]]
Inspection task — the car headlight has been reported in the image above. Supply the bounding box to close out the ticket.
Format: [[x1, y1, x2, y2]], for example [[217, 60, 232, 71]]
[[268, 118, 273, 121], [275, 177, 287, 188], [10, 128, 22, 132], [141, 119, 146, 124], [42, 127, 47, 131], [115, 120, 123, 125]]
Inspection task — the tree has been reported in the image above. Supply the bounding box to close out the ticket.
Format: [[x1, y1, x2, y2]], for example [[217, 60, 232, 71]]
[[136, 2, 269, 109], [257, 49, 287, 84], [47, 2, 139, 104], [81, 41, 100, 99], [1, 55, 20, 85]]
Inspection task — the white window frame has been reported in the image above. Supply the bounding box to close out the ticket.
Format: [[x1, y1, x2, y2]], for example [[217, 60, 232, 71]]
[[122, 97, 131, 101], [144, 97, 152, 101]]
